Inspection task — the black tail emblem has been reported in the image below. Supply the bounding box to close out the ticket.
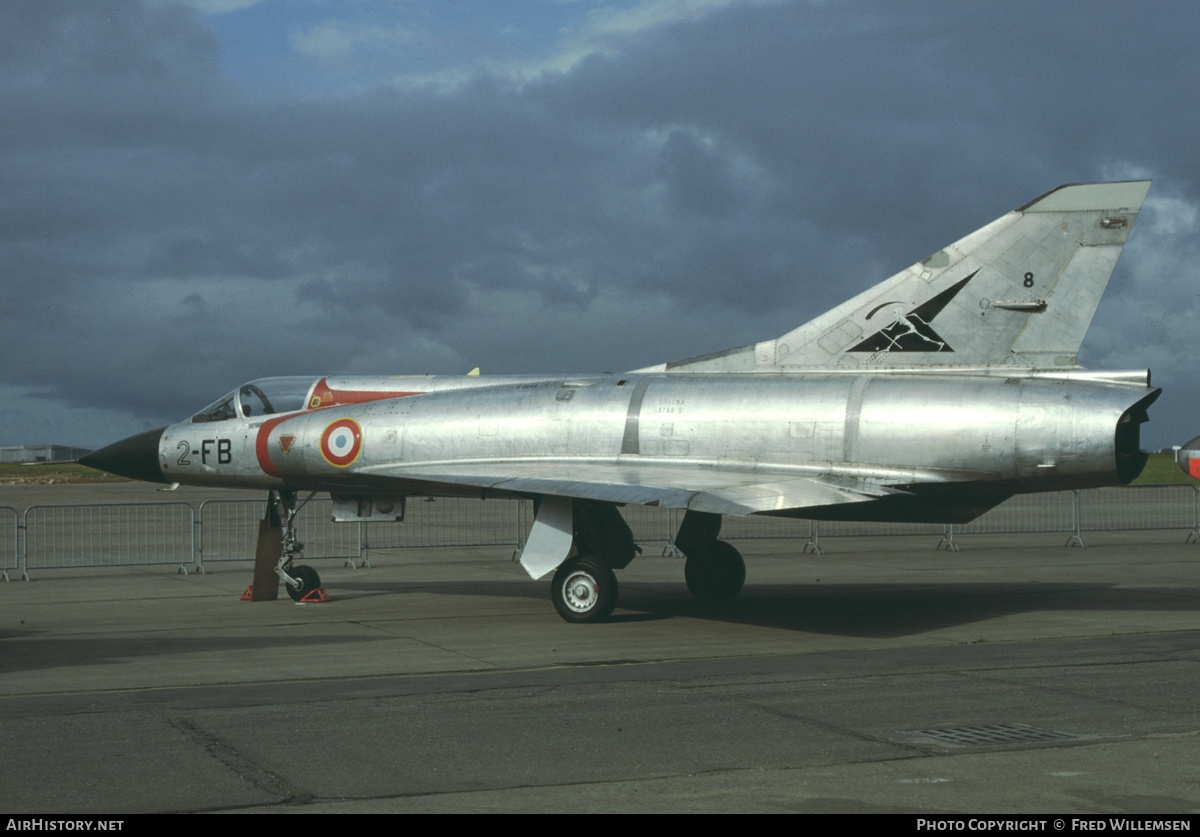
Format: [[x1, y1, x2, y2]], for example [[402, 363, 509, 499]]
[[848, 270, 978, 354]]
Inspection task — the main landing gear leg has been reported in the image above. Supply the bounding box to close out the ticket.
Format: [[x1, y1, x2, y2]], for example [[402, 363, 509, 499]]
[[675, 510, 745, 606]]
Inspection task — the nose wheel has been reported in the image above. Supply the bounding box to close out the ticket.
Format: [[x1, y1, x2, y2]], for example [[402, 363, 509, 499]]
[[261, 488, 328, 602], [284, 563, 322, 602]]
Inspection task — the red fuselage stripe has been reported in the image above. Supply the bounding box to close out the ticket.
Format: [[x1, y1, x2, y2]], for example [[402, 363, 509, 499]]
[[255, 414, 301, 477], [255, 392, 423, 477], [324, 390, 421, 404]]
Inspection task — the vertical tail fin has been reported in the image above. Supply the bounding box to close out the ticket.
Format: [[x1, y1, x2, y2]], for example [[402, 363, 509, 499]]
[[650, 181, 1150, 373]]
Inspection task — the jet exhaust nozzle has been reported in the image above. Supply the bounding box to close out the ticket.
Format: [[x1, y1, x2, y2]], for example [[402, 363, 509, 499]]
[[1114, 389, 1160, 484]]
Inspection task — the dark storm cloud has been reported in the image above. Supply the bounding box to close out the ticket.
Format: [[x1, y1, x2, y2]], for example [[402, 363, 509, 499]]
[[546, 1, 1200, 242], [1, 0, 1197, 446]]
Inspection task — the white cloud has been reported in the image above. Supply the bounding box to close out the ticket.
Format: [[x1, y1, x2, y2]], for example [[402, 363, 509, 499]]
[[290, 19, 423, 64], [179, 0, 268, 15], [457, 0, 770, 85], [533, 0, 747, 77], [1141, 195, 1199, 237], [583, 0, 750, 37]]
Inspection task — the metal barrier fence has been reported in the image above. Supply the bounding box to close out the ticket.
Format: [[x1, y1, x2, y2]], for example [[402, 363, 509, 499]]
[[1, 506, 17, 582], [618, 485, 1200, 552], [197, 498, 360, 571], [3, 485, 1199, 580], [362, 497, 529, 551], [619, 504, 677, 547], [1077, 485, 1199, 532], [21, 502, 195, 578]]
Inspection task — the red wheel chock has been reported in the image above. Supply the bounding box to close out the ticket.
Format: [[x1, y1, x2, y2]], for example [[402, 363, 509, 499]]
[[241, 585, 330, 602]]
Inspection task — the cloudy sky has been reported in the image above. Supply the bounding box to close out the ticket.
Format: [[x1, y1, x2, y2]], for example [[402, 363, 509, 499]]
[[2, 0, 1198, 450]]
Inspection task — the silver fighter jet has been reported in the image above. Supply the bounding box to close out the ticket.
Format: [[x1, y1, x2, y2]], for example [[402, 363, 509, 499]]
[[82, 181, 1160, 621]]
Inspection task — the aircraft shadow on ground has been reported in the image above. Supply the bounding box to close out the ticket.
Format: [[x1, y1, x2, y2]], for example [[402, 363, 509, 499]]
[[329, 577, 1200, 637], [4, 580, 1194, 676]]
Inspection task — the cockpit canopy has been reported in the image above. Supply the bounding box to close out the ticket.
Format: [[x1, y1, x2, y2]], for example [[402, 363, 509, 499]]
[[191, 377, 318, 423], [189, 375, 430, 424]]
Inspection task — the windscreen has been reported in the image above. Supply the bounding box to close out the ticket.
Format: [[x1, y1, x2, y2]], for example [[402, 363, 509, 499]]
[[191, 392, 238, 423]]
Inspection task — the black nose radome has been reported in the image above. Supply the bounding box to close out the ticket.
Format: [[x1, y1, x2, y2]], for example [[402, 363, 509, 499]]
[[78, 427, 169, 484]]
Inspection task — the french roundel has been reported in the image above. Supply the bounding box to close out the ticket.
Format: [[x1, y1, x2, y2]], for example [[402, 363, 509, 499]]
[[319, 418, 362, 467]]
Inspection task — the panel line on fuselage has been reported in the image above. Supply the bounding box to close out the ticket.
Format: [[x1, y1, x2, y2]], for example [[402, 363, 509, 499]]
[[843, 375, 871, 463], [620, 377, 652, 456]]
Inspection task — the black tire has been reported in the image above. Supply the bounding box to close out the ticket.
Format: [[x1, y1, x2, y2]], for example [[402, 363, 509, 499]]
[[286, 564, 321, 602], [551, 557, 619, 623], [684, 540, 745, 605]]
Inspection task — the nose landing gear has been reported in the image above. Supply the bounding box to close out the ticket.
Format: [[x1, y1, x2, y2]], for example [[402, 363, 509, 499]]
[[249, 489, 326, 602], [273, 490, 324, 602]]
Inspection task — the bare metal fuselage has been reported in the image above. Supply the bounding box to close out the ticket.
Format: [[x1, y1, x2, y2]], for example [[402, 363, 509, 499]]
[[158, 370, 1156, 523]]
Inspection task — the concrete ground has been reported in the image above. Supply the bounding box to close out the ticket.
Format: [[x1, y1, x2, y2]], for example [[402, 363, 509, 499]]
[[0, 483, 1198, 814]]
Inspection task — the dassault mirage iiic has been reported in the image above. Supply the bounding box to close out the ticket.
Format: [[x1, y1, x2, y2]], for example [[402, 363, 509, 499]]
[[82, 181, 1160, 621]]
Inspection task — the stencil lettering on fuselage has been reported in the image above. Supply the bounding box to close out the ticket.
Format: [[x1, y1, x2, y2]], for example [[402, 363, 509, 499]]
[[176, 439, 232, 465]]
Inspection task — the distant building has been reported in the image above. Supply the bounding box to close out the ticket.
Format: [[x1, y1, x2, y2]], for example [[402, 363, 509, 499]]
[[0, 445, 91, 465]]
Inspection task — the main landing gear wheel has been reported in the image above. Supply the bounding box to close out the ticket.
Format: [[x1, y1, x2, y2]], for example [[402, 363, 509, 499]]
[[552, 557, 618, 623], [684, 540, 745, 605], [285, 564, 321, 602]]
